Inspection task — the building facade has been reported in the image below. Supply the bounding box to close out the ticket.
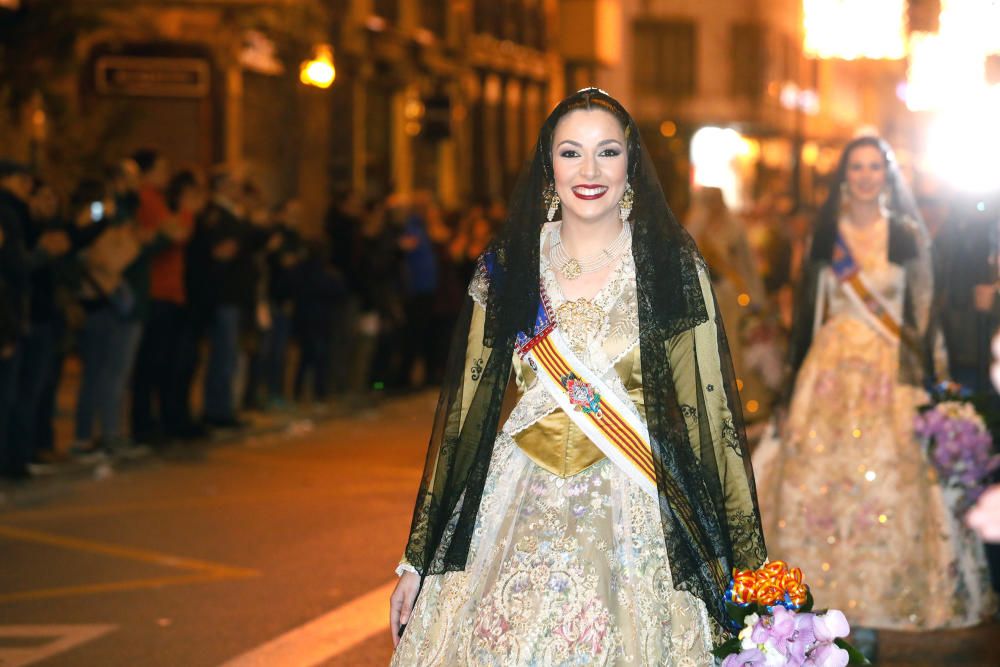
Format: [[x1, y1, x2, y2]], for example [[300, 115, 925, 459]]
[[10, 0, 565, 223], [577, 0, 907, 212]]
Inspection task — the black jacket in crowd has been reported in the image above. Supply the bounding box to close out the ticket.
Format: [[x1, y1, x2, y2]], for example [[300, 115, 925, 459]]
[[186, 200, 274, 325]]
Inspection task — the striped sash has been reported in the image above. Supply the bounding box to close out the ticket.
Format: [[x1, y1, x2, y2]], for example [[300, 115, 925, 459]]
[[832, 234, 909, 347], [516, 297, 658, 499]]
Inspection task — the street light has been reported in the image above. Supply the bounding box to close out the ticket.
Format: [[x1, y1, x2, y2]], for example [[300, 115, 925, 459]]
[[300, 44, 335, 89]]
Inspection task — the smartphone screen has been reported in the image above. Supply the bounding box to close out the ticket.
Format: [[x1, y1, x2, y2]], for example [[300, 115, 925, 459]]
[[90, 201, 104, 222]]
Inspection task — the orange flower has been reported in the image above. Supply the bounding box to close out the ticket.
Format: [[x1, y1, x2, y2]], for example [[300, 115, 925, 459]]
[[755, 583, 785, 607], [728, 561, 811, 608], [786, 582, 809, 607], [730, 568, 757, 604], [761, 560, 788, 579]]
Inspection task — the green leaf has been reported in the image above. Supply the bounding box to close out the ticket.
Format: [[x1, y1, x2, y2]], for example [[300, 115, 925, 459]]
[[725, 600, 753, 626], [800, 589, 815, 613], [835, 637, 872, 665], [712, 637, 742, 659]]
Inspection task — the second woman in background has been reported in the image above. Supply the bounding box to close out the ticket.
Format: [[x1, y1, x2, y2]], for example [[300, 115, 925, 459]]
[[754, 136, 994, 656]]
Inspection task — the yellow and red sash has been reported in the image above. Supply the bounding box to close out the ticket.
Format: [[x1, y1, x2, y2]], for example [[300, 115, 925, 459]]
[[516, 301, 658, 499], [832, 235, 906, 345]]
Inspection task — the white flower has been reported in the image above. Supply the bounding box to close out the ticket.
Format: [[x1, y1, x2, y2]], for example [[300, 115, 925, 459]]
[[760, 639, 789, 666], [739, 613, 760, 649]]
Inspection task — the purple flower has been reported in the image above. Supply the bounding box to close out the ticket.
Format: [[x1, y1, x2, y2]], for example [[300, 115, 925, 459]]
[[813, 609, 850, 641], [722, 647, 767, 667], [786, 612, 818, 663], [805, 642, 849, 667], [752, 605, 796, 647]]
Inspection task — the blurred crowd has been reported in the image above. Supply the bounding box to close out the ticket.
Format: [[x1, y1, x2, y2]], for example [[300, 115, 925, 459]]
[[2, 147, 998, 487], [0, 151, 503, 481]]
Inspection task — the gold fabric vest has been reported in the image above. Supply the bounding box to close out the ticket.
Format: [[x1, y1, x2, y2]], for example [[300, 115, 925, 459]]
[[512, 344, 645, 478]]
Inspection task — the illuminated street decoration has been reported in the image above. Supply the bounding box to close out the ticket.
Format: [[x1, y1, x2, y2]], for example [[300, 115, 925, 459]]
[[907, 0, 1000, 111], [907, 0, 1000, 191], [300, 44, 335, 89], [691, 127, 756, 208], [803, 0, 907, 60]]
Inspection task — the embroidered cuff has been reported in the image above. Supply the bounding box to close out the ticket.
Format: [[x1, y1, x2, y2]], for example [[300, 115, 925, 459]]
[[395, 560, 419, 577]]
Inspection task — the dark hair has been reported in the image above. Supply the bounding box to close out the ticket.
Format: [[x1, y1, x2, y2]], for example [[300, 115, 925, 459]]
[[539, 89, 637, 182], [209, 169, 232, 194], [131, 148, 160, 174], [0, 158, 30, 179], [166, 170, 198, 212], [811, 135, 922, 262]]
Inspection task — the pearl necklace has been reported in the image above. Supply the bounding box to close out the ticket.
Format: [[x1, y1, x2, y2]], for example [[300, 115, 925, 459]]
[[549, 222, 631, 280]]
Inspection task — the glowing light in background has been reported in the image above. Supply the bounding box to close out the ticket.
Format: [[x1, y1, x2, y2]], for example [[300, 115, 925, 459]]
[[925, 103, 1000, 193], [803, 0, 907, 60], [300, 45, 335, 89], [908, 0, 1000, 191], [690, 127, 754, 208]]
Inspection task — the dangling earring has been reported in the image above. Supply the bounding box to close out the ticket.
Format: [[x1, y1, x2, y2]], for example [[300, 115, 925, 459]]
[[838, 181, 850, 217], [619, 182, 634, 222], [878, 189, 891, 215], [544, 184, 561, 222]]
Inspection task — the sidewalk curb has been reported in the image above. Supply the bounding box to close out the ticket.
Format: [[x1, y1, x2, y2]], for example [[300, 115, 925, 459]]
[[0, 404, 355, 513]]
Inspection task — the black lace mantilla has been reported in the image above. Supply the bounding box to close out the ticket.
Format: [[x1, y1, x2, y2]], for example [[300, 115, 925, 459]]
[[401, 89, 766, 636]]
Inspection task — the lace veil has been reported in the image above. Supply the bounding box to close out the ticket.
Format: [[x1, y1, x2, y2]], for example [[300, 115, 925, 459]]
[[787, 135, 934, 388], [402, 88, 767, 633]]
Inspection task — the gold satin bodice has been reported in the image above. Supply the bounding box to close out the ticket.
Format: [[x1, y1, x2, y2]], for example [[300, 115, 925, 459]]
[[511, 336, 645, 478], [504, 222, 644, 478]]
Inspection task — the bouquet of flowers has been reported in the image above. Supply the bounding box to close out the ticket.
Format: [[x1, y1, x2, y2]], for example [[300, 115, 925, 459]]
[[713, 560, 869, 666], [915, 383, 1000, 516]]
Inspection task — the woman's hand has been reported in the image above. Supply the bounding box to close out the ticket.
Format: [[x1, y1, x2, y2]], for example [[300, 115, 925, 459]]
[[389, 571, 420, 647], [967, 484, 1000, 543]]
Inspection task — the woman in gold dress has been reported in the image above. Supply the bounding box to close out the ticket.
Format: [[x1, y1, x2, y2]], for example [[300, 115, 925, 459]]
[[754, 136, 994, 657], [388, 89, 766, 666]]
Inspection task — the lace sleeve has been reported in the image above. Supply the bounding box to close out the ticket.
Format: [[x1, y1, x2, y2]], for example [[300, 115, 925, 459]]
[[402, 282, 501, 575], [667, 269, 767, 570]]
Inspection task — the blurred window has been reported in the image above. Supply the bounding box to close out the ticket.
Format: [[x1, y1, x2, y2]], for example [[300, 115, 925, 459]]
[[908, 0, 941, 32], [523, 0, 544, 49], [633, 20, 696, 98], [420, 0, 447, 36], [474, 0, 500, 36], [374, 0, 399, 23], [731, 22, 764, 100]]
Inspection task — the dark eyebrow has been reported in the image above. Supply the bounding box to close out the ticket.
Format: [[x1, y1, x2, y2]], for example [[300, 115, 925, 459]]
[[556, 139, 624, 149]]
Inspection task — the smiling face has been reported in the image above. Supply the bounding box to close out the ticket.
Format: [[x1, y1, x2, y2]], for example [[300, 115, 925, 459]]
[[844, 144, 888, 205], [551, 109, 628, 225]]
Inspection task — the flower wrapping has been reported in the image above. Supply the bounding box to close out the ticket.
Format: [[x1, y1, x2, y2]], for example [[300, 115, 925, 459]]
[[714, 560, 869, 666], [915, 383, 1000, 516]]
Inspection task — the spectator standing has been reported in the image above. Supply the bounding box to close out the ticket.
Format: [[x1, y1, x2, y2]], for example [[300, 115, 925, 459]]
[[187, 168, 273, 428], [265, 199, 306, 407], [129, 150, 182, 444], [132, 168, 203, 443], [323, 189, 363, 393], [293, 236, 346, 403], [11, 179, 72, 473], [72, 178, 143, 455], [0, 159, 32, 479], [239, 180, 275, 412], [398, 193, 438, 389], [353, 198, 400, 397]]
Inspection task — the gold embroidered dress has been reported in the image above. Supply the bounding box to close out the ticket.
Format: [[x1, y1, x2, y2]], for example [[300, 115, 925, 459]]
[[754, 217, 994, 630], [391, 222, 718, 666]]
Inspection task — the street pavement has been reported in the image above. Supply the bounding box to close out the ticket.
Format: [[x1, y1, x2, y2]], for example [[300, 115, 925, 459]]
[[0, 391, 998, 666]]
